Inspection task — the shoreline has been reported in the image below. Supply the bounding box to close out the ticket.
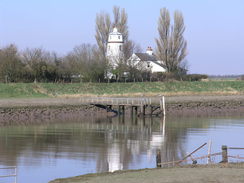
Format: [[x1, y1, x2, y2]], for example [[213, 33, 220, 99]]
[[0, 95, 244, 125]]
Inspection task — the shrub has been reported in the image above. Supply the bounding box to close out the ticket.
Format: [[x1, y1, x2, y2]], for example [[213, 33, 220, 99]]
[[241, 75, 244, 80], [184, 74, 208, 81]]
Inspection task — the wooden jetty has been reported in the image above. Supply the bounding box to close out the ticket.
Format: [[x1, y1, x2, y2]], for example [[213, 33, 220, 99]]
[[80, 96, 166, 116]]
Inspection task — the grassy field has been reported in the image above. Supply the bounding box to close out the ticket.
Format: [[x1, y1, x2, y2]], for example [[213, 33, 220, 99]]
[[0, 81, 244, 98]]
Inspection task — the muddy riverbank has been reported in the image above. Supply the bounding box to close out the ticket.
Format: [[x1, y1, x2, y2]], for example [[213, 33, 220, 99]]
[[0, 95, 244, 125]]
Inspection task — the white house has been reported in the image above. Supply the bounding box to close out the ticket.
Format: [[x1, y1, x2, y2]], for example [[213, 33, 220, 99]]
[[106, 28, 166, 74], [128, 47, 166, 73]]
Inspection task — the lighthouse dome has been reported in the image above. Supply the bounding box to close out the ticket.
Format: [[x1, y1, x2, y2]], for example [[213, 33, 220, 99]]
[[108, 27, 123, 43]]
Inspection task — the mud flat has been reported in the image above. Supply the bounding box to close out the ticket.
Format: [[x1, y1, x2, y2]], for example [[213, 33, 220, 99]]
[[166, 95, 244, 116], [0, 95, 244, 125]]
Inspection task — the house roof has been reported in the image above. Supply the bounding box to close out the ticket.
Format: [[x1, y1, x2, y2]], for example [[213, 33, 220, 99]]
[[134, 53, 157, 61], [134, 53, 165, 69]]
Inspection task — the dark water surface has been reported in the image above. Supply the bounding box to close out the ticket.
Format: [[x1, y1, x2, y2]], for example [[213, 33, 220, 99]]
[[0, 115, 244, 183]]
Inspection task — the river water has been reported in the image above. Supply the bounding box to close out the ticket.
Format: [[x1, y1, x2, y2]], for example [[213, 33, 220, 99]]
[[0, 115, 244, 183]]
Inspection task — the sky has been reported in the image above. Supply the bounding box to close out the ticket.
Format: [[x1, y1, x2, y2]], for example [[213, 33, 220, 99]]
[[0, 0, 244, 75]]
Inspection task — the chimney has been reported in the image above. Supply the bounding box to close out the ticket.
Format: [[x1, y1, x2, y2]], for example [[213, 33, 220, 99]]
[[146, 46, 153, 55]]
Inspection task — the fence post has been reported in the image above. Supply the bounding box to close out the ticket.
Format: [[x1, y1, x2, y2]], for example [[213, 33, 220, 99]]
[[156, 149, 161, 168], [221, 145, 228, 163], [162, 96, 166, 116]]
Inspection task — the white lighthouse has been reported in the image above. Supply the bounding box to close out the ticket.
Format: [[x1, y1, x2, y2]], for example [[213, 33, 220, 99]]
[[106, 27, 124, 68]]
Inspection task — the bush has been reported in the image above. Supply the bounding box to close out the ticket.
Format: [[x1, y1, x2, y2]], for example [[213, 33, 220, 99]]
[[241, 75, 244, 80], [184, 74, 208, 81]]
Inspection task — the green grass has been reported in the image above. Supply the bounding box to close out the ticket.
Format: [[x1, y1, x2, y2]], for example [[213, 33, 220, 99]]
[[1, 81, 244, 98], [0, 83, 47, 98]]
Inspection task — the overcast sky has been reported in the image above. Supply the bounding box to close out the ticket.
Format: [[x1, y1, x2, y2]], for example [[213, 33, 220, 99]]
[[0, 0, 244, 75]]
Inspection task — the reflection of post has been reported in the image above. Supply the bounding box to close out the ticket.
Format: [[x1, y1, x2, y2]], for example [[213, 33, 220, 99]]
[[122, 112, 125, 124], [131, 112, 134, 124], [130, 106, 133, 117], [156, 149, 162, 167], [142, 116, 145, 126], [162, 96, 166, 116], [135, 114, 138, 125], [207, 140, 212, 164], [162, 116, 166, 137]]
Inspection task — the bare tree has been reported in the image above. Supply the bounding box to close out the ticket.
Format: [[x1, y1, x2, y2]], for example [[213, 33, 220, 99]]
[[64, 44, 106, 82], [21, 48, 56, 82], [156, 8, 187, 74], [113, 6, 128, 41], [95, 6, 134, 60], [95, 12, 111, 58]]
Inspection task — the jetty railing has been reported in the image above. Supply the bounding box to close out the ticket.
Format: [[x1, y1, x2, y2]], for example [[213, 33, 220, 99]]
[[79, 96, 166, 116], [0, 166, 17, 183], [80, 97, 163, 106]]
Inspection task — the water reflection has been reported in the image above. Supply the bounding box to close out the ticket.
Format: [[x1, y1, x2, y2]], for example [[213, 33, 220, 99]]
[[0, 115, 244, 183]]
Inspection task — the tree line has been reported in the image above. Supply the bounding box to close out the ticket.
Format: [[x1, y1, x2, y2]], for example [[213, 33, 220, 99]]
[[0, 7, 191, 83]]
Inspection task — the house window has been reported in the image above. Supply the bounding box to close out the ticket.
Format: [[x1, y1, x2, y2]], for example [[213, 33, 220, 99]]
[[118, 36, 120, 39], [119, 45, 122, 51], [108, 46, 110, 50]]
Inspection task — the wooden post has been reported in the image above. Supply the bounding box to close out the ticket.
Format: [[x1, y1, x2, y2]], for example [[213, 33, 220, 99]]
[[135, 106, 138, 116], [107, 105, 112, 112], [221, 145, 228, 163], [150, 106, 153, 116], [142, 105, 146, 116], [122, 105, 125, 114], [156, 149, 161, 168]]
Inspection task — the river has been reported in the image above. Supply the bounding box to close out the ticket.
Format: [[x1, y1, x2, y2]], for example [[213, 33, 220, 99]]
[[0, 115, 244, 183]]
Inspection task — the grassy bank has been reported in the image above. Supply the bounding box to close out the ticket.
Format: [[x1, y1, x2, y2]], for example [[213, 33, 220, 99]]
[[50, 163, 244, 183], [0, 81, 244, 98]]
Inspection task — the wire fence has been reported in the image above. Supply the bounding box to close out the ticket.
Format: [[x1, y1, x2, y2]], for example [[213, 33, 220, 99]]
[[157, 143, 244, 168]]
